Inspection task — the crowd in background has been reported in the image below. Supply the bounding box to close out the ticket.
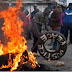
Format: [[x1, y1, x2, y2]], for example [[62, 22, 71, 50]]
[[19, 2, 72, 55]]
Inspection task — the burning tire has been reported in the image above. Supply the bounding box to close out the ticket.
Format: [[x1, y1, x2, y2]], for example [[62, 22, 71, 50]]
[[37, 31, 67, 60]]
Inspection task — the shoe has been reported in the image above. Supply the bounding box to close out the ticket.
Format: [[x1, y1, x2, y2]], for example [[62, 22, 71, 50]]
[[49, 46, 57, 51], [67, 42, 72, 45], [33, 52, 40, 57], [49, 45, 59, 51], [48, 43, 53, 46], [48, 48, 56, 52]]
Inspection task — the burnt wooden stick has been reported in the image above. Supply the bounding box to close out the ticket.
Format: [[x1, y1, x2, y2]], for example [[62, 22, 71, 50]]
[[16, 63, 33, 71], [0, 50, 28, 68], [31, 41, 39, 52], [0, 54, 9, 66], [0, 53, 14, 67], [31, 38, 42, 52]]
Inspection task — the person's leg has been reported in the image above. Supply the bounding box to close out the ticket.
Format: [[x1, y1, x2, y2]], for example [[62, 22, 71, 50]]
[[31, 33, 38, 53], [48, 39, 53, 46], [51, 29, 60, 50], [60, 25, 64, 34], [52, 39, 59, 50], [27, 29, 32, 39], [48, 29, 54, 46], [69, 25, 72, 43], [31, 21, 41, 56], [63, 23, 68, 41]]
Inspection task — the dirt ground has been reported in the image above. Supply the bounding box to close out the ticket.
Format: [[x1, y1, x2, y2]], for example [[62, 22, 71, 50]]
[[27, 39, 72, 71], [0, 19, 72, 71]]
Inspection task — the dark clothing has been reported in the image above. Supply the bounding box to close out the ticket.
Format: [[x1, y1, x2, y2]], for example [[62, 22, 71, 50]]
[[64, 9, 72, 23], [63, 23, 72, 43], [49, 8, 61, 28], [63, 9, 72, 43], [49, 8, 61, 50], [70, 29, 72, 43], [32, 12, 48, 34], [60, 12, 65, 34], [31, 12, 49, 37], [60, 25, 64, 34], [31, 20, 41, 38], [31, 20, 42, 53], [19, 12, 26, 22], [31, 9, 39, 19], [53, 29, 60, 50], [31, 30, 40, 53], [31, 12, 49, 53], [61, 12, 65, 25], [33, 12, 48, 25]]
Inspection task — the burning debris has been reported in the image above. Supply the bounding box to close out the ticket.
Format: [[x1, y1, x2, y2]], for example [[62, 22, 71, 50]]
[[0, 0, 38, 71]]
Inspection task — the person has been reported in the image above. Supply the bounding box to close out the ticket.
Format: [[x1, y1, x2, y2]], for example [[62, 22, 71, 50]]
[[19, 7, 26, 22], [19, 7, 29, 39], [49, 2, 61, 50], [49, 2, 61, 32], [31, 4, 39, 19], [63, 3, 72, 44], [31, 7, 51, 55], [60, 8, 66, 34], [25, 9, 32, 39], [57, 4, 62, 13]]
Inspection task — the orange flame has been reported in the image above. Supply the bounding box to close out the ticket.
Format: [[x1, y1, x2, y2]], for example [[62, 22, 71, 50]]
[[0, 0, 38, 71]]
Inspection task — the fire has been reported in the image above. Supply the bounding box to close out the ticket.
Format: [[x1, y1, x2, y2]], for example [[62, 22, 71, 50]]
[[0, 0, 38, 71]]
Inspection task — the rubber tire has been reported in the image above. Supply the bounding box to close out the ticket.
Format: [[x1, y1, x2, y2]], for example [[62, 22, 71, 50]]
[[37, 31, 67, 60]]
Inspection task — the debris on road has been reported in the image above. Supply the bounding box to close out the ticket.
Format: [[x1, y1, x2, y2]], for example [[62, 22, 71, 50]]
[[55, 61, 64, 67]]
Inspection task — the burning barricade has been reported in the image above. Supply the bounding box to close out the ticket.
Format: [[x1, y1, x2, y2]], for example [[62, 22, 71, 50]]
[[0, 0, 67, 71], [0, 0, 38, 71]]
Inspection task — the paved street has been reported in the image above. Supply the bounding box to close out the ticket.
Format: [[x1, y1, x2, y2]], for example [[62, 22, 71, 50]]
[[27, 38, 72, 71]]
